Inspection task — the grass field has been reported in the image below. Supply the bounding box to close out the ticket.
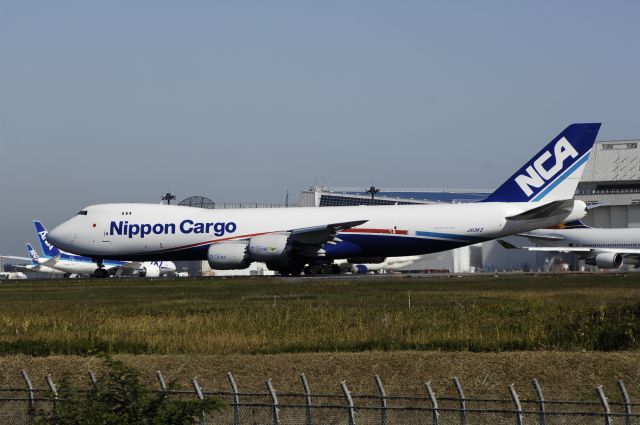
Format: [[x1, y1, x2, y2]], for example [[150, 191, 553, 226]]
[[0, 273, 639, 356], [0, 273, 639, 399]]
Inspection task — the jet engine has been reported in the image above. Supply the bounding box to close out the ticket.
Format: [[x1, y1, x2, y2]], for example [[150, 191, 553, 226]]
[[137, 264, 160, 278], [248, 233, 290, 262], [352, 264, 368, 274], [208, 242, 250, 270], [591, 252, 623, 269]]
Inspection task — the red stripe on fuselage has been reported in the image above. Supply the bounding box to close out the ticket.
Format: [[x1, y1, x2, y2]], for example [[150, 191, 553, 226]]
[[341, 228, 408, 235]]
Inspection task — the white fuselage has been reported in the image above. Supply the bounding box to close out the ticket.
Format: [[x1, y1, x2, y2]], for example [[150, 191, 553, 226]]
[[48, 201, 585, 262], [527, 228, 640, 250]]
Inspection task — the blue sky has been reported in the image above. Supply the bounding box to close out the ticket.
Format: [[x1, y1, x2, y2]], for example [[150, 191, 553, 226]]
[[1, 1, 639, 254]]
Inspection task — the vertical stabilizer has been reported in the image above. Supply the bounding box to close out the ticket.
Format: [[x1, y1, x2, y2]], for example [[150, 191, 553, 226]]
[[33, 221, 61, 257], [26, 243, 39, 265], [483, 123, 601, 203]]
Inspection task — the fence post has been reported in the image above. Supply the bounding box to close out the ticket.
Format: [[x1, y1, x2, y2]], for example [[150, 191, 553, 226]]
[[341, 381, 356, 425], [424, 381, 439, 425], [596, 385, 612, 425], [266, 379, 281, 425], [508, 384, 523, 425], [228, 372, 240, 425], [618, 380, 632, 425], [532, 378, 546, 425], [156, 370, 167, 392], [88, 370, 97, 388], [21, 370, 35, 425], [192, 377, 205, 425], [375, 375, 387, 425], [300, 373, 313, 425], [46, 374, 59, 422], [453, 377, 466, 425]]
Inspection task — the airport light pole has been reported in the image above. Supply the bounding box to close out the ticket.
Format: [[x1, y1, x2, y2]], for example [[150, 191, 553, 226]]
[[366, 186, 380, 203], [162, 192, 176, 205]]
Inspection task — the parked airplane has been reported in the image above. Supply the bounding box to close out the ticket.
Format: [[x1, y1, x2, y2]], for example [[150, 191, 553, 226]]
[[47, 123, 601, 277], [498, 219, 640, 269], [337, 256, 422, 274], [29, 221, 177, 277], [0, 243, 65, 276]]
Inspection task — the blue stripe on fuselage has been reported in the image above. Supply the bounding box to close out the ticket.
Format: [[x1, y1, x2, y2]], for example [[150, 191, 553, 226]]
[[90, 232, 488, 262]]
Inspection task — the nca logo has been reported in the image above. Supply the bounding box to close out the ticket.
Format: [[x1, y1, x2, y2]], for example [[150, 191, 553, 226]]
[[515, 137, 578, 197], [38, 230, 57, 253]]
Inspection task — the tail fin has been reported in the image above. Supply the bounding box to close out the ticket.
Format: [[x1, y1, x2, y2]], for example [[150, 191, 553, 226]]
[[482, 123, 601, 203], [33, 220, 61, 257], [26, 243, 39, 265]]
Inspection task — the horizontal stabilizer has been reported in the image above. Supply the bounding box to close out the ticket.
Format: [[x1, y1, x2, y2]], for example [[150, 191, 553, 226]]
[[506, 200, 575, 221]]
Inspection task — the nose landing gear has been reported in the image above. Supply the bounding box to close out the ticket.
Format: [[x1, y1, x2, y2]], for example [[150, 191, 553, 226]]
[[94, 259, 108, 278]]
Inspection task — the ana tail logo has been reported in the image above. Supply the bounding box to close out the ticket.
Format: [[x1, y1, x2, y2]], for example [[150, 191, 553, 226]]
[[38, 230, 58, 254]]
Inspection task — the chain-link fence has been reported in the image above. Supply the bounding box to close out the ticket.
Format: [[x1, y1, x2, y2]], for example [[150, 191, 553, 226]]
[[3, 370, 639, 424]]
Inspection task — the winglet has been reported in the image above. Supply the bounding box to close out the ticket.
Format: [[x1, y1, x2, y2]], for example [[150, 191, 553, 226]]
[[483, 123, 601, 203], [33, 220, 61, 257]]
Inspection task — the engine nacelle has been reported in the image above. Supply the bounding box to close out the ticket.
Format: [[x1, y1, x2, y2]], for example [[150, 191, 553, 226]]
[[563, 200, 588, 223], [248, 233, 290, 262], [590, 252, 623, 269], [208, 243, 250, 270], [352, 264, 369, 274], [138, 264, 160, 278]]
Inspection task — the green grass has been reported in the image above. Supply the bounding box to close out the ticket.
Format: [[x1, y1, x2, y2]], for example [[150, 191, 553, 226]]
[[1, 273, 640, 355]]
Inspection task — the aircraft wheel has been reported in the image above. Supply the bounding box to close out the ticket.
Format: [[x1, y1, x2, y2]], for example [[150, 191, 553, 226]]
[[320, 264, 332, 274], [94, 269, 108, 278], [308, 264, 321, 274], [331, 264, 341, 274]]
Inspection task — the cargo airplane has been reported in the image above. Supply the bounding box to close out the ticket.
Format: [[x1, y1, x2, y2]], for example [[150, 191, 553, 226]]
[[47, 124, 600, 277]]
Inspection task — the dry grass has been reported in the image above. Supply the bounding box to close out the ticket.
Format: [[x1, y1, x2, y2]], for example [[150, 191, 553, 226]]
[[0, 351, 637, 402], [0, 274, 639, 400], [1, 274, 640, 354]]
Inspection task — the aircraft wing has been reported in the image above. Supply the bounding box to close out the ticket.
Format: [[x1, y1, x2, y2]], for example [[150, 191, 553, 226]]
[[497, 240, 591, 253], [109, 261, 142, 271], [0, 255, 32, 261], [506, 200, 576, 221], [517, 233, 566, 241], [288, 220, 368, 245]]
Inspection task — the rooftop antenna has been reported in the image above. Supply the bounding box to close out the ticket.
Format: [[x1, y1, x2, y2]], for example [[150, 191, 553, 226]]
[[161, 192, 176, 205]]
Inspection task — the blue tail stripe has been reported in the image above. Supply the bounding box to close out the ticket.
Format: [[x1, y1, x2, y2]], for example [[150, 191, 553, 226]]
[[530, 150, 591, 202]]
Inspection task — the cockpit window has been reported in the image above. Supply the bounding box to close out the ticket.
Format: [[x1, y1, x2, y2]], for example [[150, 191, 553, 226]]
[[77, 210, 88, 215]]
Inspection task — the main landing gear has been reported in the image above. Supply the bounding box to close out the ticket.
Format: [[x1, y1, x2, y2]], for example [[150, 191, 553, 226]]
[[304, 263, 341, 275], [94, 259, 108, 278]]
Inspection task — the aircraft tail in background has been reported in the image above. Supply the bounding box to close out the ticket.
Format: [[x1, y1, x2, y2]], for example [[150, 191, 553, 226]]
[[34, 220, 61, 257], [26, 243, 39, 265]]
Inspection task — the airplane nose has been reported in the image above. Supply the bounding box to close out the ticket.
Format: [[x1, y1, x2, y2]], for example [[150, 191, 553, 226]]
[[48, 222, 74, 249]]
